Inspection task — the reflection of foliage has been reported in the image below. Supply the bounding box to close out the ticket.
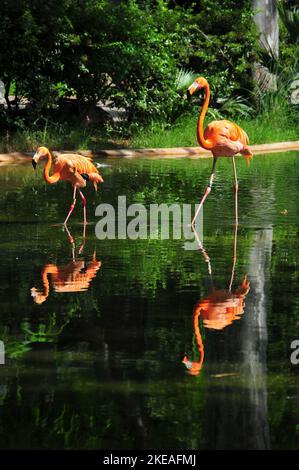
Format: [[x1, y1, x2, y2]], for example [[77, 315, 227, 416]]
[[21, 314, 70, 344], [0, 312, 71, 360], [0, 154, 299, 449]]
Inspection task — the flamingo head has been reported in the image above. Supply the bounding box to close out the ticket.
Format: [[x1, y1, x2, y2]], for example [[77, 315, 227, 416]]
[[187, 77, 208, 97], [182, 355, 202, 376], [30, 287, 47, 304], [32, 146, 49, 169]]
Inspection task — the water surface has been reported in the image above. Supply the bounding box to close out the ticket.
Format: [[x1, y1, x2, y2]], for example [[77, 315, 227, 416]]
[[0, 153, 298, 449]]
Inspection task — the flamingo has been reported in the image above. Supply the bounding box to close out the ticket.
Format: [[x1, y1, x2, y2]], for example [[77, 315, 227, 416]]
[[187, 77, 253, 226], [32, 146, 104, 225]]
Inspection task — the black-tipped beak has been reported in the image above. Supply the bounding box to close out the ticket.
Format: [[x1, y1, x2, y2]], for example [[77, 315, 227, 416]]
[[32, 159, 37, 170], [187, 81, 200, 98]]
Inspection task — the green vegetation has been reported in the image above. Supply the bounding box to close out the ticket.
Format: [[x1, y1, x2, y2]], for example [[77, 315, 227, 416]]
[[1, 0, 297, 152], [130, 107, 298, 149]]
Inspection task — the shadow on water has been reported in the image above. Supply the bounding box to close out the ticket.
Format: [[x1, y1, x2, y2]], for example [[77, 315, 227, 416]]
[[0, 153, 299, 449]]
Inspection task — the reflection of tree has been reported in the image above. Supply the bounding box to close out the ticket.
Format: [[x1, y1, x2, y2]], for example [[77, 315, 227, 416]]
[[204, 228, 272, 449]]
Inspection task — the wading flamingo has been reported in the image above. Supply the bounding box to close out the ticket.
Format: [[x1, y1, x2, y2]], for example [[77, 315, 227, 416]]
[[32, 146, 104, 225], [187, 77, 253, 226]]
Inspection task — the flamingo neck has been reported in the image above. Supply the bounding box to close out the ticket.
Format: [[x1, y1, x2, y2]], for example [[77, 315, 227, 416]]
[[192, 306, 205, 369], [39, 265, 53, 300], [44, 150, 60, 184], [197, 84, 213, 150]]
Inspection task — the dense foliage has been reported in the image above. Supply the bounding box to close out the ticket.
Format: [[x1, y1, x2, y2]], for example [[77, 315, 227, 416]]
[[0, 0, 258, 129]]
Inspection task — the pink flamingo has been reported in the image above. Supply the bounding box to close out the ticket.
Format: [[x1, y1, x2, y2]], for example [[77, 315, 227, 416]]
[[187, 77, 253, 226], [32, 146, 104, 225]]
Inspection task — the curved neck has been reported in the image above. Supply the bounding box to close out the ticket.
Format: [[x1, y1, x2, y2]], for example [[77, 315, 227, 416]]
[[44, 150, 60, 184], [193, 306, 205, 369], [37, 265, 55, 301], [197, 84, 213, 150]]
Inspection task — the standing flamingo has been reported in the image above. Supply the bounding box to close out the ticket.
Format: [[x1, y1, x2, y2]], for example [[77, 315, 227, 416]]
[[187, 77, 253, 226], [32, 146, 104, 225]]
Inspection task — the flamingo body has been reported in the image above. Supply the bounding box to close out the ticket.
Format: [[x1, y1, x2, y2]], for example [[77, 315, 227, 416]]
[[51, 153, 103, 189], [203, 119, 250, 159], [188, 77, 252, 162], [187, 77, 253, 226], [32, 146, 104, 224]]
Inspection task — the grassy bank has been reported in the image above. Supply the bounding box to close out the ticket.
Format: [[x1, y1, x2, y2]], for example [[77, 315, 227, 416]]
[[130, 112, 298, 149], [0, 107, 298, 154]]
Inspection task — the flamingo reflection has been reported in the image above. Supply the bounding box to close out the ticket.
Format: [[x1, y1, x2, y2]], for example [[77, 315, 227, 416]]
[[183, 226, 250, 376], [31, 225, 101, 304]]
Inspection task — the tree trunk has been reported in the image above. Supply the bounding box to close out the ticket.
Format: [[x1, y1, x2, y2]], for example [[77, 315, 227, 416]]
[[252, 0, 279, 91]]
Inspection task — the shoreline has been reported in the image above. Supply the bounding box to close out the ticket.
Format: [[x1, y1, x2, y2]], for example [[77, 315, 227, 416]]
[[0, 140, 298, 164]]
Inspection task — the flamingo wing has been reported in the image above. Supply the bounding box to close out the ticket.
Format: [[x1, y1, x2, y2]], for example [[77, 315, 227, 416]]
[[54, 154, 104, 190], [205, 120, 249, 145]]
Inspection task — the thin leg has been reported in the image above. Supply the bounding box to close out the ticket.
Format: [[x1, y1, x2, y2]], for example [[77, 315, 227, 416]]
[[78, 220, 86, 255], [64, 186, 77, 226], [192, 157, 217, 227], [64, 224, 76, 262], [192, 225, 213, 279], [79, 190, 87, 225], [229, 157, 239, 292], [232, 156, 238, 225]]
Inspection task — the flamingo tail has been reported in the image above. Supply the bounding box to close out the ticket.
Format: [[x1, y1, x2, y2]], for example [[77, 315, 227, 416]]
[[88, 172, 104, 192]]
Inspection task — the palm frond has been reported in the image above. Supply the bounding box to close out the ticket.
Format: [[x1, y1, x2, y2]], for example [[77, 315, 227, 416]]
[[217, 96, 254, 118], [276, 1, 299, 43], [175, 68, 198, 92]]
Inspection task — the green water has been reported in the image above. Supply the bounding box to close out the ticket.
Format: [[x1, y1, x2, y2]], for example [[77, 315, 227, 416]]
[[0, 153, 298, 450]]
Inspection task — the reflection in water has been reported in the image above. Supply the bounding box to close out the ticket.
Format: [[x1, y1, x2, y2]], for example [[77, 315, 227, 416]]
[[1, 154, 298, 450], [183, 225, 250, 376], [31, 225, 102, 304], [203, 229, 272, 450]]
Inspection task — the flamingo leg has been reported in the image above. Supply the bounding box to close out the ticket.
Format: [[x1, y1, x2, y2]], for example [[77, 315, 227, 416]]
[[192, 225, 213, 279], [64, 186, 77, 226], [79, 190, 87, 225], [229, 156, 239, 292], [191, 157, 217, 227], [232, 156, 238, 225], [78, 221, 86, 255], [64, 224, 76, 262]]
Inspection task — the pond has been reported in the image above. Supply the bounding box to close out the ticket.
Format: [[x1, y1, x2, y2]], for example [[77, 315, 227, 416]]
[[0, 152, 298, 450]]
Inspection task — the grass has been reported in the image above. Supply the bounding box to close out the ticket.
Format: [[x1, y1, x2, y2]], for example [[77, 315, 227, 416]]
[[0, 97, 298, 153], [0, 122, 125, 153], [130, 108, 299, 149]]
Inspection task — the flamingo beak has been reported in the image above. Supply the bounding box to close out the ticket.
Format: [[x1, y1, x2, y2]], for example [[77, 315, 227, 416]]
[[32, 153, 39, 170], [187, 81, 200, 98]]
